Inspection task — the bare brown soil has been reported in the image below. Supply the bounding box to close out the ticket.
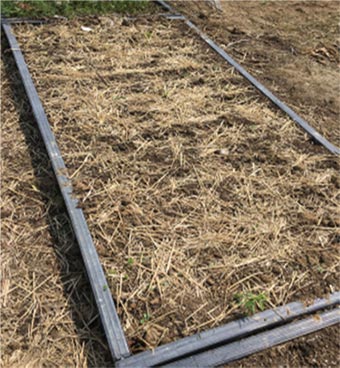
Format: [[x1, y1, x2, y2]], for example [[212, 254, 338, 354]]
[[1, 51, 111, 367], [174, 0, 340, 145], [12, 13, 339, 360]]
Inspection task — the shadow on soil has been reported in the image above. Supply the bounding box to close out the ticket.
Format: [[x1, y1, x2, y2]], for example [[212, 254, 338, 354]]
[[2, 35, 113, 367]]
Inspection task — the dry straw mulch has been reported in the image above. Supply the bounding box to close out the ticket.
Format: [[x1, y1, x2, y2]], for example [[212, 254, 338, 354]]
[[13, 16, 339, 353], [1, 55, 111, 366]]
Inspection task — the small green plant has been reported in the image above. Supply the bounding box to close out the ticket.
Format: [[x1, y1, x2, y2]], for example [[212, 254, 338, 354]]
[[127, 257, 134, 266], [234, 292, 268, 315], [317, 265, 325, 274], [108, 268, 116, 275], [162, 88, 170, 99], [140, 313, 150, 324], [103, 284, 108, 291], [145, 30, 153, 40]]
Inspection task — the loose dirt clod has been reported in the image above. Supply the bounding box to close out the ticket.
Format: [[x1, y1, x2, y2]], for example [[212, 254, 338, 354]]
[[11, 14, 340, 354]]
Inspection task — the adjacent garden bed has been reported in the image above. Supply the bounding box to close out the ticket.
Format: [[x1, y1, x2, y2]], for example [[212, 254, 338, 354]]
[[1, 55, 112, 366], [13, 15, 339, 354], [175, 0, 340, 144]]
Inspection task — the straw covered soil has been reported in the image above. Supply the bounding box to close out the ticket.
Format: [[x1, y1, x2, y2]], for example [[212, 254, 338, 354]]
[[13, 15, 339, 354], [175, 0, 340, 145], [1, 49, 112, 366]]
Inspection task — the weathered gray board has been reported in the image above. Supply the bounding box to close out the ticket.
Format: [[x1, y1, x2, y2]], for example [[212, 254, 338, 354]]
[[164, 308, 340, 367], [117, 293, 340, 367]]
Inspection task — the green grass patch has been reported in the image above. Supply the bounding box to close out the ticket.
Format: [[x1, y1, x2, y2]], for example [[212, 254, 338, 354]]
[[1, 0, 150, 18]]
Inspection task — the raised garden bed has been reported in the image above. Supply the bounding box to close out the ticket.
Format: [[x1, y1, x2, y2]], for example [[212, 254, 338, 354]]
[[12, 14, 339, 355]]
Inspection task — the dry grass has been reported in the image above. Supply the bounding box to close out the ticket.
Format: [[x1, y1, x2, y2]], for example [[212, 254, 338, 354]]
[[1, 53, 111, 366], [11, 15, 340, 353]]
